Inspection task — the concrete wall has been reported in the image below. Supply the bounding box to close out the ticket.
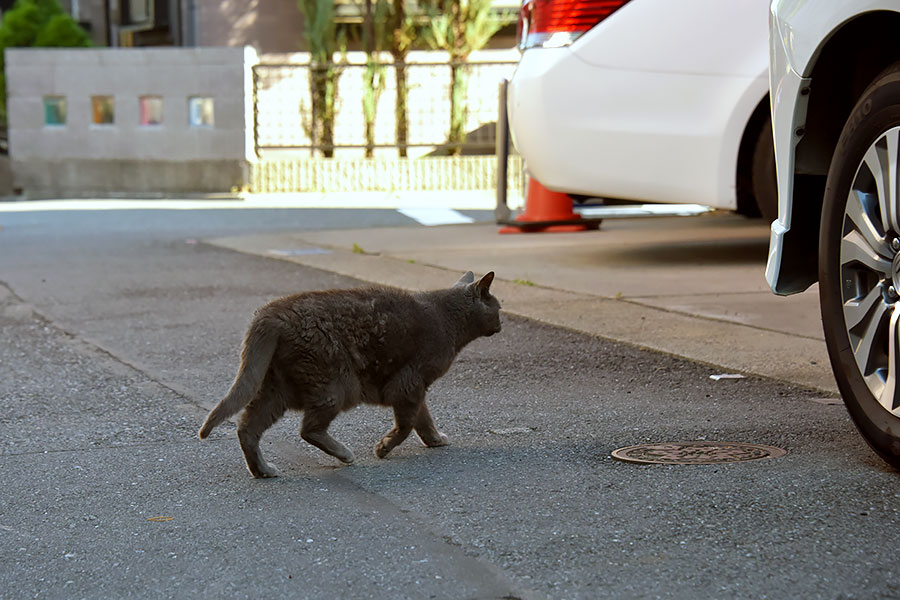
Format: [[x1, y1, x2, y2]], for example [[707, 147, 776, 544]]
[[6, 46, 257, 197]]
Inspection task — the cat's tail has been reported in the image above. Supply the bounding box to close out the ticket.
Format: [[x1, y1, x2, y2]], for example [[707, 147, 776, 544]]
[[198, 319, 278, 440]]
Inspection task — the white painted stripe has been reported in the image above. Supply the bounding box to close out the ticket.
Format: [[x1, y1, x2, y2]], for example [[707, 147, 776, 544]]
[[397, 207, 474, 226], [0, 191, 507, 212], [0, 199, 246, 212]]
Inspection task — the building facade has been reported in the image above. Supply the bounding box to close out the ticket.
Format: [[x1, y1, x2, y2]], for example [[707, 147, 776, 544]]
[[50, 0, 516, 52]]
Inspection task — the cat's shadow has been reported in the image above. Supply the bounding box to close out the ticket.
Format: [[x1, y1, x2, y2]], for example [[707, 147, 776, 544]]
[[263, 437, 572, 485]]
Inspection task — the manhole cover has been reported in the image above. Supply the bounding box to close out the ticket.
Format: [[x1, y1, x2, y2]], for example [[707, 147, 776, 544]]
[[611, 441, 787, 465]]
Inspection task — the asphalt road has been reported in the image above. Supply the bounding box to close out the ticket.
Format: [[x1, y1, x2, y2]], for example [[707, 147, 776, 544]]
[[2, 206, 899, 600]]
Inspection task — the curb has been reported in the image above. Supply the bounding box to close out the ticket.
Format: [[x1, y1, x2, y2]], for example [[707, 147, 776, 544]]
[[205, 230, 837, 395]]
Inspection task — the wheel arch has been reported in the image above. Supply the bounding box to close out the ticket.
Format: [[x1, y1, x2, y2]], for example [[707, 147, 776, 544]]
[[782, 11, 900, 289], [735, 95, 771, 218]]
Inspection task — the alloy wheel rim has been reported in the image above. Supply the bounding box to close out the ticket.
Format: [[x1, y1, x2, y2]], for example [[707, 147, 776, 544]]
[[841, 125, 900, 416]]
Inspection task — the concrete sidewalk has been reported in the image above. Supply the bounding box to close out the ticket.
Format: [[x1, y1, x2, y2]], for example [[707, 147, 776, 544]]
[[207, 211, 835, 395]]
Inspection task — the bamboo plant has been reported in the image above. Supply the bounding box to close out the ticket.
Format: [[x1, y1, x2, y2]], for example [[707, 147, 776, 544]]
[[421, 0, 508, 155], [297, 0, 345, 157]]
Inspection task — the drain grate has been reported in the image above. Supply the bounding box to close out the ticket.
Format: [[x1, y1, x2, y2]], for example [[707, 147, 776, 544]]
[[611, 441, 787, 465]]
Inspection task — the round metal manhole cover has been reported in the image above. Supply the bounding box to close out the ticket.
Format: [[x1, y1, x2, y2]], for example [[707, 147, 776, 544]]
[[611, 441, 787, 465]]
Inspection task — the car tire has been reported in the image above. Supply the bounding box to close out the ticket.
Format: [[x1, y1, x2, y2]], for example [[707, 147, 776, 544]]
[[819, 62, 900, 469], [751, 119, 778, 223]]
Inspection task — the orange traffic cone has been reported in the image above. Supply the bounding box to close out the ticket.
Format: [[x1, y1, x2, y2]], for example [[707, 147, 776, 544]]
[[499, 177, 593, 234]]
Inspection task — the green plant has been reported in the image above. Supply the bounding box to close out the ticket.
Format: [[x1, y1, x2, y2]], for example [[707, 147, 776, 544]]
[[421, 0, 511, 155], [360, 0, 390, 158], [34, 13, 92, 46], [297, 0, 346, 158], [0, 0, 91, 125], [361, 58, 387, 157], [382, 0, 416, 157]]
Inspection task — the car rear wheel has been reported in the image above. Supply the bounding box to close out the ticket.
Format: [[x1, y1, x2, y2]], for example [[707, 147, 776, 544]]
[[820, 63, 900, 469], [751, 119, 778, 223]]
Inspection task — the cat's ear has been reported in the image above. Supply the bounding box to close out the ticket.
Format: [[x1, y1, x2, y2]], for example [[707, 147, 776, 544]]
[[454, 271, 476, 288], [474, 271, 495, 297]]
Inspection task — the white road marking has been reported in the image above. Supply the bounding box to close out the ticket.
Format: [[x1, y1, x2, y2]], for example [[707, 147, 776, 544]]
[[0, 191, 500, 212], [397, 207, 474, 226]]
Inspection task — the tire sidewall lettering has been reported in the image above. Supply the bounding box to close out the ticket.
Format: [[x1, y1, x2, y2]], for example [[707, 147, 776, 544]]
[[840, 98, 873, 154]]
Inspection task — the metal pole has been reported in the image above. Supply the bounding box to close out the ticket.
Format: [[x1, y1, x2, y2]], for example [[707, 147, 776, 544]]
[[187, 0, 198, 46], [252, 66, 261, 160], [495, 78, 511, 223]]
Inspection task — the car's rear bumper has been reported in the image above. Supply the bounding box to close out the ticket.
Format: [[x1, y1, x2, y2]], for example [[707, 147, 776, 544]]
[[507, 47, 766, 209]]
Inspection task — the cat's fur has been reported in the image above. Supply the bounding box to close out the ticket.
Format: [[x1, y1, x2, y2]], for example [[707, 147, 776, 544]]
[[198, 271, 501, 478]]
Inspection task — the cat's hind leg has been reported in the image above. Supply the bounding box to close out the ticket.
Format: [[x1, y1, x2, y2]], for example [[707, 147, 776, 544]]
[[413, 402, 450, 448], [375, 377, 428, 459], [300, 406, 355, 465], [237, 387, 286, 479], [375, 402, 417, 459]]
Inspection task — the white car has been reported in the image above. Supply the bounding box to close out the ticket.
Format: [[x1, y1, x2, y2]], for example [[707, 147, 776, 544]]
[[506, 0, 775, 219], [768, 0, 900, 468]]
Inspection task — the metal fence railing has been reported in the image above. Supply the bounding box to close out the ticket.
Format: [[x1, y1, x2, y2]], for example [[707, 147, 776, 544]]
[[252, 60, 519, 157], [250, 58, 524, 198]]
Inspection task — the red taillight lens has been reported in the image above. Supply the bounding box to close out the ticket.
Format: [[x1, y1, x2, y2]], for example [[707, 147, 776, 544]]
[[518, 0, 629, 49]]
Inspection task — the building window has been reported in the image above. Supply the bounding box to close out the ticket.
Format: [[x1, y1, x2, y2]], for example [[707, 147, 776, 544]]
[[43, 96, 67, 126], [188, 97, 214, 127], [91, 95, 115, 125], [139, 95, 163, 125], [122, 0, 151, 25]]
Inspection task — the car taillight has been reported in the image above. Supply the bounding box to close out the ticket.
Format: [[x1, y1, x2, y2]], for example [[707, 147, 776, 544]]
[[517, 0, 630, 50]]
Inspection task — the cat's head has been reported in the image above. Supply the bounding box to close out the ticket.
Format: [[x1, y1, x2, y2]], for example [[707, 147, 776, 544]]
[[454, 271, 502, 337]]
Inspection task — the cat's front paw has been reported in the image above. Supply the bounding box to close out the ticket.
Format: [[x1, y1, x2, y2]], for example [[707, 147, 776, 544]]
[[423, 432, 450, 448]]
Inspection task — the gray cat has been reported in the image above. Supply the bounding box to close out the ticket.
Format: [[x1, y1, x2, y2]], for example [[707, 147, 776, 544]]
[[198, 271, 501, 478]]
